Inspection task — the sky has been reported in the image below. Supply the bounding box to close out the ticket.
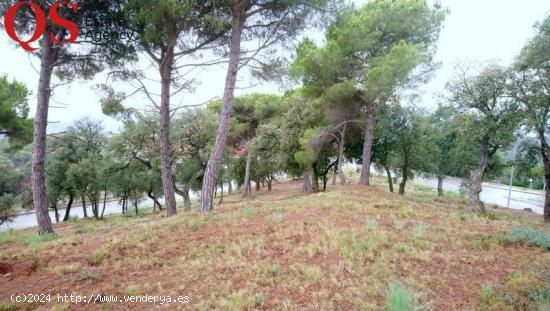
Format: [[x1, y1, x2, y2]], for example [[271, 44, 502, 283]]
[[0, 0, 549, 134]]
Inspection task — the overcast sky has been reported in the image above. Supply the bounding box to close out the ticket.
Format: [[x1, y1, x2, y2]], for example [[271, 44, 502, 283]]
[[0, 0, 548, 134]]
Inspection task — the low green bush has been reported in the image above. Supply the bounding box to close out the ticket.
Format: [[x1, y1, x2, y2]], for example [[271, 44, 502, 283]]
[[509, 227, 550, 250]]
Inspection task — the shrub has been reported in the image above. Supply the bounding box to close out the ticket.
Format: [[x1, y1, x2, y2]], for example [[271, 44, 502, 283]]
[[509, 227, 550, 250], [385, 281, 417, 311]]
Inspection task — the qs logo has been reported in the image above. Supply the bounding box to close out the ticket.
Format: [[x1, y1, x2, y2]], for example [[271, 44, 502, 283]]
[[4, 1, 79, 51]]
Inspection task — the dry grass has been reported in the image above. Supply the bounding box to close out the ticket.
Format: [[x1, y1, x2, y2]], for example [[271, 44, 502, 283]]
[[0, 177, 549, 310]]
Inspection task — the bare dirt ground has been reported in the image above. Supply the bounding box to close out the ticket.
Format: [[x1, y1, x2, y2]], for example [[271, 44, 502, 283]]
[[1, 179, 549, 310]]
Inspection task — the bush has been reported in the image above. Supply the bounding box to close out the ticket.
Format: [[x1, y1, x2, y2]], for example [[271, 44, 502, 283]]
[[509, 227, 550, 250], [385, 281, 418, 311]]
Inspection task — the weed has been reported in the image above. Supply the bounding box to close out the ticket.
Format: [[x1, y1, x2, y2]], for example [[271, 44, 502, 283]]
[[0, 302, 18, 311], [479, 284, 495, 305], [0, 230, 33, 245], [292, 263, 323, 282], [393, 219, 405, 230], [91, 250, 107, 265], [472, 234, 504, 250], [385, 281, 417, 311], [268, 262, 281, 275], [73, 270, 101, 282], [271, 210, 284, 223], [509, 227, 550, 250], [412, 222, 426, 239], [125, 284, 141, 295], [27, 233, 59, 248], [243, 207, 254, 219], [75, 225, 96, 235], [330, 228, 389, 261], [365, 218, 378, 231]]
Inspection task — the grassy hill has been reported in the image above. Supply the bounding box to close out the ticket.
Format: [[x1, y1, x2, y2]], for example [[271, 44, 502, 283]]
[[1, 178, 549, 310]]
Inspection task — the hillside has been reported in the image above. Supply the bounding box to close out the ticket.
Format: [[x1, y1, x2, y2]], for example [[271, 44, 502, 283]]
[[1, 179, 549, 310]]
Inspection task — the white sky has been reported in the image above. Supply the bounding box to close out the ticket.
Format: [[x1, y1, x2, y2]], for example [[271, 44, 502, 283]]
[[0, 0, 548, 133]]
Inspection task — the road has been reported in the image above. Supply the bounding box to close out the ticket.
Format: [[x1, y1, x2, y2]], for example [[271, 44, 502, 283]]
[[0, 195, 188, 232], [414, 176, 545, 215]]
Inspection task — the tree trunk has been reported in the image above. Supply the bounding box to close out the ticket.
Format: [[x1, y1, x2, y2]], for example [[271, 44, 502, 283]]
[[302, 170, 313, 193], [228, 180, 232, 194], [121, 195, 126, 214], [384, 165, 393, 193], [399, 168, 408, 195], [62, 193, 74, 222], [543, 158, 550, 222], [312, 165, 320, 193], [332, 164, 338, 186], [267, 175, 272, 192], [469, 140, 489, 213], [134, 199, 138, 215], [159, 51, 177, 217], [338, 124, 347, 185], [537, 130, 550, 222], [147, 186, 163, 212], [32, 36, 57, 234], [360, 102, 375, 186], [91, 198, 99, 220], [82, 198, 88, 218], [51, 202, 59, 223], [183, 189, 192, 212], [255, 179, 261, 191], [219, 178, 224, 204], [100, 191, 107, 219], [242, 149, 252, 197], [199, 8, 244, 212], [437, 165, 444, 197]]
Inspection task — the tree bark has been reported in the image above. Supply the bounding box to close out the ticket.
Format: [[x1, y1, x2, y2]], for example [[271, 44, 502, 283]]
[[228, 180, 232, 194], [219, 178, 224, 204], [199, 8, 244, 212], [183, 189, 192, 212], [242, 149, 252, 197], [384, 165, 393, 193], [469, 139, 489, 213], [312, 164, 320, 193], [537, 130, 550, 222], [147, 186, 163, 212], [337, 124, 347, 185], [32, 36, 57, 234], [62, 193, 74, 222], [82, 198, 88, 218], [267, 175, 272, 192], [51, 202, 59, 223], [398, 167, 408, 195], [302, 170, 313, 193], [100, 191, 107, 219], [159, 50, 177, 217], [360, 102, 375, 186], [437, 165, 444, 197]]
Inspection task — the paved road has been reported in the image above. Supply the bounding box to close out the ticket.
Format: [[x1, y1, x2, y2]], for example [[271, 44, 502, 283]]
[[0, 195, 191, 232], [414, 176, 545, 215]]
